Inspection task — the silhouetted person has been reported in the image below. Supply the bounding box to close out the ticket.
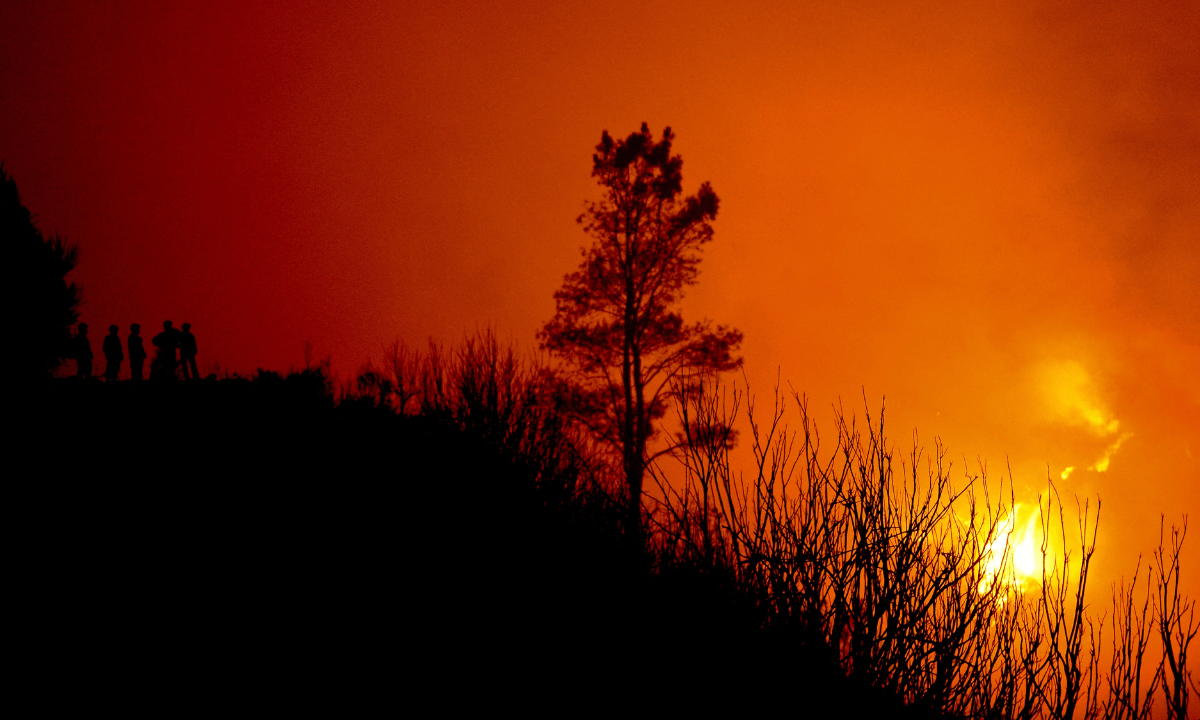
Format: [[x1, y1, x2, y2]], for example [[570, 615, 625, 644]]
[[151, 320, 181, 380], [74, 323, 93, 379], [179, 322, 198, 380], [102, 324, 123, 382], [128, 324, 146, 381]]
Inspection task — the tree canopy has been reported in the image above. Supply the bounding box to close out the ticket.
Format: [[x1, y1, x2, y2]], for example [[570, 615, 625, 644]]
[[540, 123, 742, 540], [2, 163, 81, 378]]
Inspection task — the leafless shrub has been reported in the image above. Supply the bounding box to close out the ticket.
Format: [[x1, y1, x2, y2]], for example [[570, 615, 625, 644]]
[[1102, 560, 1159, 720], [349, 330, 603, 505], [1154, 520, 1197, 720], [382, 339, 421, 414], [653, 374, 1194, 720]]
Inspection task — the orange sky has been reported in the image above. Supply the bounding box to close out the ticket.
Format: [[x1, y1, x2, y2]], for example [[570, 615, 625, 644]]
[[3, 1, 1197, 591]]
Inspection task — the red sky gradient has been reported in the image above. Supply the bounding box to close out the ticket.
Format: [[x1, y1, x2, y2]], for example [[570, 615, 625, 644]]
[[3, 1, 1197, 591]]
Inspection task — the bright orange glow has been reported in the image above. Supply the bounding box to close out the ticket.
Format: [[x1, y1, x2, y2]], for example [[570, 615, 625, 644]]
[[2, 1, 1195, 599], [980, 504, 1045, 596]]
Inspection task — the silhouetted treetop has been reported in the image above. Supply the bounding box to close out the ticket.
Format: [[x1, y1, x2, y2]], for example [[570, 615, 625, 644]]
[[540, 123, 741, 542], [3, 162, 81, 378]]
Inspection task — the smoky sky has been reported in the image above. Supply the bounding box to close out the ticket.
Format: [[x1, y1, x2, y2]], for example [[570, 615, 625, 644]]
[[3, 0, 1196, 590]]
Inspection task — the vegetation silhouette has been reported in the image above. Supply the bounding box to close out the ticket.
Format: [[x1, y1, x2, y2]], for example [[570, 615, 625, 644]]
[[14, 328, 1195, 715], [651, 375, 1197, 719], [2, 162, 81, 379], [540, 123, 742, 546], [10, 130, 1194, 716], [14, 334, 633, 707]]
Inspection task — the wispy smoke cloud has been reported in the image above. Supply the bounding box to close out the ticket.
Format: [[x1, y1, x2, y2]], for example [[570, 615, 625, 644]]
[[1091, 433, 1134, 473], [1037, 360, 1131, 474]]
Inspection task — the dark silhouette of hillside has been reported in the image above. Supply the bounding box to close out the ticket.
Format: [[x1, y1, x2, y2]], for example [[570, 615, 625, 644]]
[[13, 347, 938, 715], [15, 371, 612, 705], [18, 339, 1191, 717]]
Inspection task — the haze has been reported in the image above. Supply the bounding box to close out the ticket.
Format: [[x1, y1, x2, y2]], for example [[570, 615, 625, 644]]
[[2, 0, 1196, 591]]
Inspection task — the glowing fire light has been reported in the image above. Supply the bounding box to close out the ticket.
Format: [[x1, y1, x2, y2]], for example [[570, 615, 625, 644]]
[[979, 504, 1043, 595]]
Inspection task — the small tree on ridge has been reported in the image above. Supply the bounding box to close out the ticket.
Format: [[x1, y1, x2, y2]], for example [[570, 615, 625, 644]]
[[539, 123, 742, 543]]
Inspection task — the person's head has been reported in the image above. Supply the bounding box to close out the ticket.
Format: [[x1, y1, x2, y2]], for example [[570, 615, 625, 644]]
[[131, 323, 140, 335], [109, 324, 119, 335], [182, 323, 191, 332], [164, 320, 173, 330], [78, 323, 88, 335]]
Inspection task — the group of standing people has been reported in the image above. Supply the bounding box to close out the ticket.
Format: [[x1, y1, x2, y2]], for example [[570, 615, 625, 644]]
[[71, 320, 199, 381]]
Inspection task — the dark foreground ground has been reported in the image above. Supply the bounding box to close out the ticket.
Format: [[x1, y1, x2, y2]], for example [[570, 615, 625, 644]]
[[11, 375, 933, 716]]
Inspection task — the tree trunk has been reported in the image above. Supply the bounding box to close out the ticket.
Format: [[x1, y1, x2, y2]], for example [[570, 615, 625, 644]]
[[622, 277, 640, 546], [629, 344, 647, 549]]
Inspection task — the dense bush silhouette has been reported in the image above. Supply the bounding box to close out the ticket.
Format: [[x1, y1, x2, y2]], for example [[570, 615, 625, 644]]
[[2, 162, 81, 378]]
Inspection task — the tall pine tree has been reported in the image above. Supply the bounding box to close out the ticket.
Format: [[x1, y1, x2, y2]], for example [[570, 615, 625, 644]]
[[540, 125, 742, 543]]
